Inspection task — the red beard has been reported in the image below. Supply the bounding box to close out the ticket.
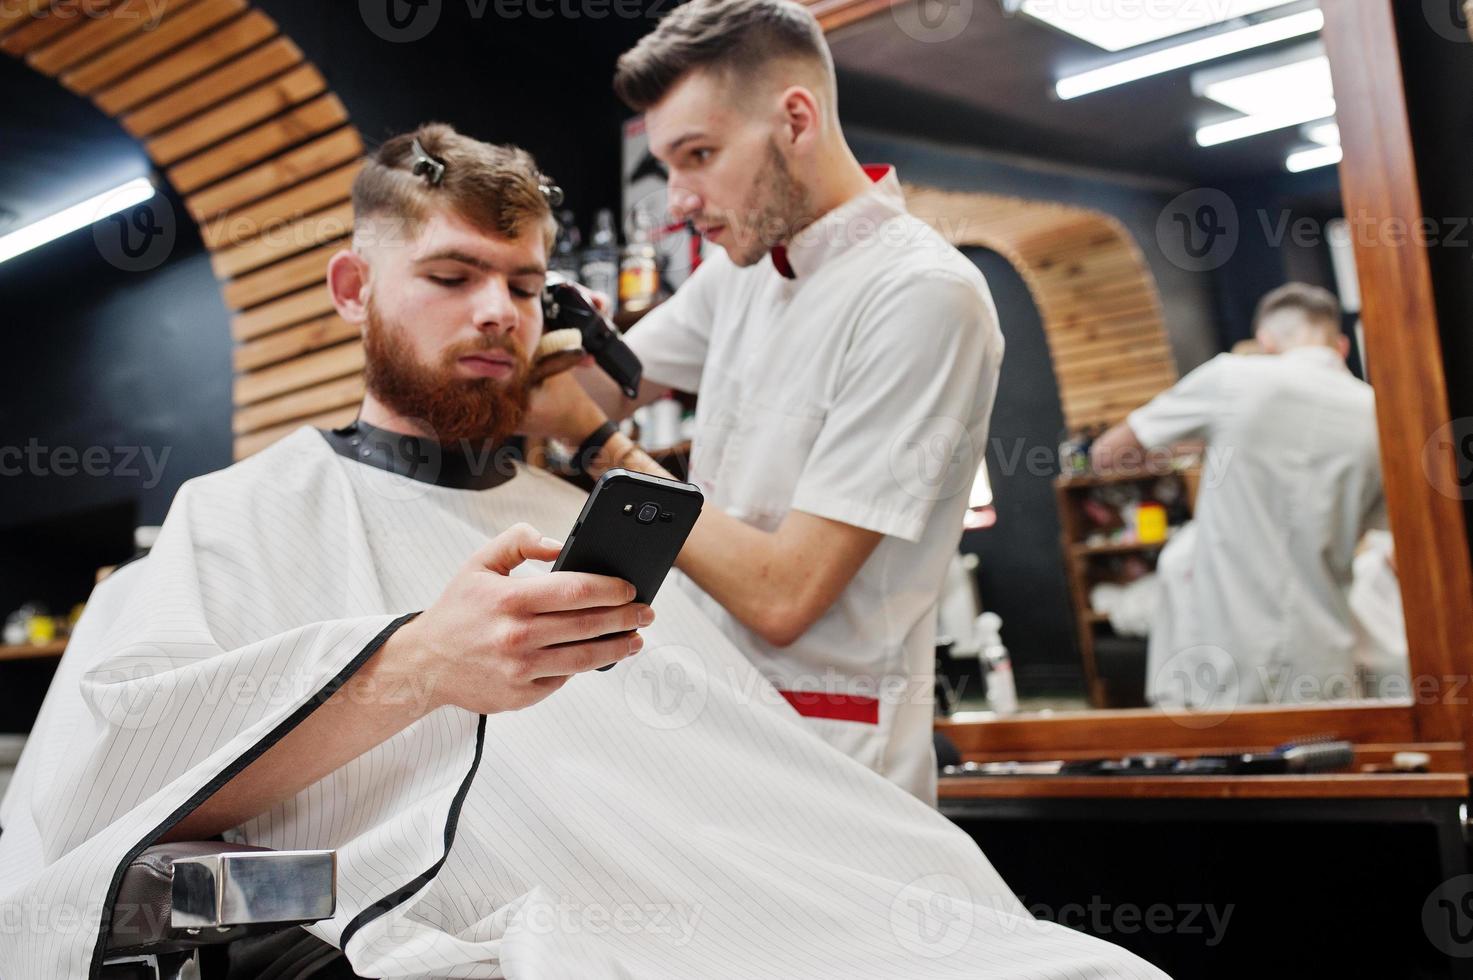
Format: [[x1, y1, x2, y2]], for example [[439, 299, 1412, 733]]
[[361, 303, 531, 446]]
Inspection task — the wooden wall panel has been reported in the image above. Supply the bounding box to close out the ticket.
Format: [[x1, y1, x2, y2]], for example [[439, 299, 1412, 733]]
[[94, 10, 276, 115], [165, 94, 348, 192], [231, 286, 337, 341], [60, 0, 246, 93], [1, 0, 113, 56], [185, 128, 362, 219], [144, 63, 325, 164], [4, 1, 363, 460], [119, 34, 301, 136], [904, 185, 1178, 431], [197, 161, 357, 248]]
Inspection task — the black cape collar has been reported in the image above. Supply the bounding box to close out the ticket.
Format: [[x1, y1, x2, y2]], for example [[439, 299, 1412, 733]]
[[318, 419, 518, 491]]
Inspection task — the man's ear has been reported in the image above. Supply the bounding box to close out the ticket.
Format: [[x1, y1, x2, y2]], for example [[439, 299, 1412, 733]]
[[327, 248, 370, 327], [778, 84, 821, 154], [1337, 332, 1352, 361]]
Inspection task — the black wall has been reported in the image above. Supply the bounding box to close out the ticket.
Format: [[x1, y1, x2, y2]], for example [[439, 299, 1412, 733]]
[[253, 0, 657, 237], [959, 248, 1079, 696]]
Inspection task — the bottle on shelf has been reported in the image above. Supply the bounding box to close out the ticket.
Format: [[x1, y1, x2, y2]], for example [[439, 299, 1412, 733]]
[[549, 209, 582, 280], [619, 205, 660, 314], [580, 208, 620, 316], [978, 612, 1018, 715]]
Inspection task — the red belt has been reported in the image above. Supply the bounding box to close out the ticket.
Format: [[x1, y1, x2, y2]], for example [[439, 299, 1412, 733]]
[[776, 690, 879, 725]]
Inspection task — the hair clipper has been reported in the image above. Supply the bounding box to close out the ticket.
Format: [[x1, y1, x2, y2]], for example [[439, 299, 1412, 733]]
[[540, 274, 643, 399]]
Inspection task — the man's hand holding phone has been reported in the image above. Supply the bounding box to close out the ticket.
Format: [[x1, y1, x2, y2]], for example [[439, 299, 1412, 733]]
[[386, 522, 652, 717]]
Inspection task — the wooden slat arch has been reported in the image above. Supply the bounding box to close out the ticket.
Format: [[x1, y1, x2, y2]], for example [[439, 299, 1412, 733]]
[[1, 0, 363, 459], [904, 186, 1179, 432]]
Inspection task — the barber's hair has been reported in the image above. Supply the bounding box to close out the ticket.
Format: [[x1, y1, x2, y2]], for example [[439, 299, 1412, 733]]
[[352, 123, 556, 253], [613, 0, 834, 113], [1252, 281, 1342, 345]]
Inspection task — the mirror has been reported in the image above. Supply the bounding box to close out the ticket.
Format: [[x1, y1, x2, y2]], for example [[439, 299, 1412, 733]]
[[827, 0, 1409, 717]]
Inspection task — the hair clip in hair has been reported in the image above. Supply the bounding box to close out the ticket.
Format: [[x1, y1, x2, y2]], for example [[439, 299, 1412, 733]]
[[538, 176, 564, 208], [409, 137, 446, 186]]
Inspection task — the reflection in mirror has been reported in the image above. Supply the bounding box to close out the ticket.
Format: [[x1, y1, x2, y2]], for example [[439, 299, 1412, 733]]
[[830, 0, 1408, 716]]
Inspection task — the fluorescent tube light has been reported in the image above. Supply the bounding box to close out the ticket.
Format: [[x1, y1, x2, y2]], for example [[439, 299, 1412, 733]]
[[0, 177, 156, 266], [1055, 8, 1324, 100], [1304, 121, 1340, 146], [1198, 53, 1332, 116], [1196, 97, 1335, 146], [1022, 0, 1299, 51], [1286, 144, 1342, 172]]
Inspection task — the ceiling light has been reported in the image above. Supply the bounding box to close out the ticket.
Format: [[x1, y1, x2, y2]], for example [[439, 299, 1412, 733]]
[[1286, 144, 1342, 172], [1055, 8, 1324, 99], [1196, 97, 1335, 146], [1197, 52, 1332, 115], [0, 177, 156, 266], [1023, 0, 1299, 52], [1305, 121, 1340, 145]]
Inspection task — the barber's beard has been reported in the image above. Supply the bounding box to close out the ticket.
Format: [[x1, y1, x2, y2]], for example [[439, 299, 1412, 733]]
[[361, 302, 531, 446], [723, 138, 813, 267]]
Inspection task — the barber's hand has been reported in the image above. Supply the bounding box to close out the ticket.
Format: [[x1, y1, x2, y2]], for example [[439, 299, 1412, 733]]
[[388, 523, 652, 716], [520, 367, 608, 444]]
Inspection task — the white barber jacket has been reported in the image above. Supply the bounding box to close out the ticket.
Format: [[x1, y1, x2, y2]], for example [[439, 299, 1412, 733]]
[[627, 167, 1004, 802], [1130, 346, 1387, 708]]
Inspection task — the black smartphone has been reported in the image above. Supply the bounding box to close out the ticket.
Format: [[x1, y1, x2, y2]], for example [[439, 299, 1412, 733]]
[[552, 468, 703, 668]]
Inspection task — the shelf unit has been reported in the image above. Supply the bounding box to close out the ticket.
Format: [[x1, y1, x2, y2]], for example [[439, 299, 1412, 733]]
[[1055, 463, 1199, 709], [0, 641, 66, 663]]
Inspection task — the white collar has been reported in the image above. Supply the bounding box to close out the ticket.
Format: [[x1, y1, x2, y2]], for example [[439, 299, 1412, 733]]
[[1279, 345, 1350, 372]]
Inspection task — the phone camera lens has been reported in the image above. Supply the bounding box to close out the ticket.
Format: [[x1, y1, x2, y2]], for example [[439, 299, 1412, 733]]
[[636, 503, 659, 524]]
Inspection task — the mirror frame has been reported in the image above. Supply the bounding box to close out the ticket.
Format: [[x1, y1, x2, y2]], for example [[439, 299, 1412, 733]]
[[811, 0, 1473, 765]]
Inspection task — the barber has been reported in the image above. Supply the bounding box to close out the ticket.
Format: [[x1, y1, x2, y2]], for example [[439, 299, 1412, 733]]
[[523, 0, 1002, 802]]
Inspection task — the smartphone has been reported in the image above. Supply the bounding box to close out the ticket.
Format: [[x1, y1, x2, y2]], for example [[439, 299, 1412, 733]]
[[552, 469, 703, 668]]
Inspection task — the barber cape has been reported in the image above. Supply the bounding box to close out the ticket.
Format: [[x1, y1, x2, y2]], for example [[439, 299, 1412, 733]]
[[0, 426, 1166, 979]]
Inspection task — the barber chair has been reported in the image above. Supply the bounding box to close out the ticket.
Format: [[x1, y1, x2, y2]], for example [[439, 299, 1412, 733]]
[[101, 843, 339, 980]]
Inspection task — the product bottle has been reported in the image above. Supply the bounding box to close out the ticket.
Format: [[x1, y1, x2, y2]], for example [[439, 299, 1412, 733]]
[[580, 208, 619, 315], [619, 206, 660, 314], [977, 612, 1017, 715], [549, 209, 582, 279]]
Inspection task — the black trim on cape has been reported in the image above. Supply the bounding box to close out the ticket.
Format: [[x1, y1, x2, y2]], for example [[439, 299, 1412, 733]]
[[86, 611, 484, 978], [338, 712, 488, 953], [318, 421, 518, 492]]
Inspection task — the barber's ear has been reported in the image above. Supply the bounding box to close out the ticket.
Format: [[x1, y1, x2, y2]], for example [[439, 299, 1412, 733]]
[[327, 249, 370, 327], [778, 85, 821, 153]]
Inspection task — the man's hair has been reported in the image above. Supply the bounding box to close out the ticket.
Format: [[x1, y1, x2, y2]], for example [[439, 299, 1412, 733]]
[[613, 0, 834, 113], [1253, 281, 1342, 345], [352, 122, 555, 252]]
